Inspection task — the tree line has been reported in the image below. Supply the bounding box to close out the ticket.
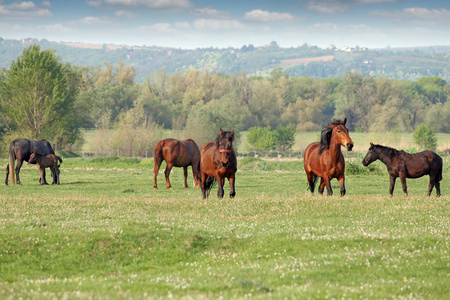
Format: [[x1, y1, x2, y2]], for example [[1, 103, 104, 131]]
[[0, 45, 449, 156]]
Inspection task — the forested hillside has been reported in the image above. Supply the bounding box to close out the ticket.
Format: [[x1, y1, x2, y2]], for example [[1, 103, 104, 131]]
[[1, 38, 449, 83]]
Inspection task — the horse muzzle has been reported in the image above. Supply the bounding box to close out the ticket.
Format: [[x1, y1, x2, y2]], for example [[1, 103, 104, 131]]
[[346, 143, 354, 151]]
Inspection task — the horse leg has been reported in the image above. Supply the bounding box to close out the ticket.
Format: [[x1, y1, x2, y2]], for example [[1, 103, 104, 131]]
[[318, 178, 325, 195], [217, 176, 224, 198], [183, 167, 189, 188], [15, 159, 24, 185], [324, 177, 333, 196], [40, 167, 48, 185], [201, 172, 207, 199], [389, 176, 396, 196], [399, 173, 408, 196], [229, 175, 236, 198], [338, 175, 346, 196], [435, 181, 441, 197], [153, 158, 163, 189], [306, 172, 316, 195], [164, 164, 173, 189]]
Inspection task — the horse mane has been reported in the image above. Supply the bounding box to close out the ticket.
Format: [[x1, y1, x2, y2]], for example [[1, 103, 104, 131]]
[[214, 130, 234, 147], [374, 144, 398, 156], [318, 119, 345, 154]]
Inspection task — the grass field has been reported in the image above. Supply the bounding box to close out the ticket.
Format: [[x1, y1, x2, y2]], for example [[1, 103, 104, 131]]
[[0, 157, 449, 299]]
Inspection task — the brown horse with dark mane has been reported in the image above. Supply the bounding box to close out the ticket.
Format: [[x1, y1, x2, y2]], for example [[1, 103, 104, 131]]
[[153, 138, 201, 189], [200, 129, 237, 199], [304, 118, 354, 196], [362, 143, 442, 197]]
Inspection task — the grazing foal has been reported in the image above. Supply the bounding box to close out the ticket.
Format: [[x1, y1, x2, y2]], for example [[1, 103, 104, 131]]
[[28, 152, 63, 185]]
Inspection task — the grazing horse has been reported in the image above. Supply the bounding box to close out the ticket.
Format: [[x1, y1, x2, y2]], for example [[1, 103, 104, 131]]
[[304, 118, 354, 196], [28, 152, 63, 185], [153, 138, 201, 189], [5, 138, 56, 185], [200, 129, 237, 199], [362, 143, 442, 197]]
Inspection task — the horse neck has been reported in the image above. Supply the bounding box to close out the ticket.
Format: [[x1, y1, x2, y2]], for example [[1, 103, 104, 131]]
[[377, 150, 392, 166], [328, 133, 343, 161]]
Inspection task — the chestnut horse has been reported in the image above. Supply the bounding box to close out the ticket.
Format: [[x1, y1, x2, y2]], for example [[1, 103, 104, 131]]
[[153, 138, 201, 189], [200, 129, 237, 199], [362, 143, 442, 197], [304, 118, 354, 196]]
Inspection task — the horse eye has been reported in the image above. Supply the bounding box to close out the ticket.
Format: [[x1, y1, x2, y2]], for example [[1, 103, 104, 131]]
[[337, 130, 341, 133]]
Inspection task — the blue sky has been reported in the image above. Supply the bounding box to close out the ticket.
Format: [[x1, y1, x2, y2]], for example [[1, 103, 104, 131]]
[[1, 0, 449, 49]]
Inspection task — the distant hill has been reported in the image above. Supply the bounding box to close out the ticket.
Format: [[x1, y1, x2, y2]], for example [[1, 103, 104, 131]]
[[1, 38, 449, 83]]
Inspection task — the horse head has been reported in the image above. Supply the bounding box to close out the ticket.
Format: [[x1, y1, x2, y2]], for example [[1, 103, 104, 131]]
[[330, 118, 353, 151], [28, 151, 37, 165], [217, 128, 234, 168], [363, 142, 381, 166]]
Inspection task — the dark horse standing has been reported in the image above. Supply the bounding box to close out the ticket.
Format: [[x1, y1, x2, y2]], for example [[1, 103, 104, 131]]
[[200, 129, 237, 199], [6, 138, 56, 185], [153, 138, 201, 189], [362, 143, 443, 197], [304, 118, 354, 196]]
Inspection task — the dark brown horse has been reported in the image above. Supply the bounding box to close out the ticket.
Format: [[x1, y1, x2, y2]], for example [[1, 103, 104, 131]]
[[153, 138, 201, 189], [6, 138, 56, 185], [304, 118, 354, 196], [362, 143, 442, 196], [200, 129, 237, 199], [28, 152, 63, 185]]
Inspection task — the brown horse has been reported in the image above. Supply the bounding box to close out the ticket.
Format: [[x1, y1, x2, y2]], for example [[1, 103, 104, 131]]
[[153, 138, 201, 189], [200, 129, 237, 199], [362, 143, 442, 197], [28, 152, 63, 185], [304, 118, 354, 196]]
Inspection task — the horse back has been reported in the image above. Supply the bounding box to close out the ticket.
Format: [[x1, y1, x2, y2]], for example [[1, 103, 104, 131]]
[[400, 150, 442, 178]]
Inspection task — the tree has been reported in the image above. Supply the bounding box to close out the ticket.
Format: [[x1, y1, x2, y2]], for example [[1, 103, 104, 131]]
[[0, 45, 82, 148], [247, 126, 277, 151], [276, 125, 295, 152], [413, 124, 437, 150]]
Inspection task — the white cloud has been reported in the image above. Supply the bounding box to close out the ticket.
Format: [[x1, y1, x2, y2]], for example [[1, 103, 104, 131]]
[[305, 0, 398, 14], [38, 23, 74, 34], [193, 19, 244, 30], [115, 10, 137, 18], [0, 1, 52, 19], [40, 1, 52, 8], [139, 22, 190, 33], [88, 0, 193, 10], [76, 16, 113, 26], [369, 7, 450, 24], [244, 9, 295, 22], [191, 7, 231, 19]]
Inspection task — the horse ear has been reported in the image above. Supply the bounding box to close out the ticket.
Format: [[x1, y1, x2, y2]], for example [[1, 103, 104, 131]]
[[329, 123, 336, 128], [370, 142, 374, 147], [343, 118, 347, 125], [219, 128, 223, 136]]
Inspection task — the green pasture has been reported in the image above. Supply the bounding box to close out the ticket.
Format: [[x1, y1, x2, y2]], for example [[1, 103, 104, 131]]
[[0, 157, 449, 299]]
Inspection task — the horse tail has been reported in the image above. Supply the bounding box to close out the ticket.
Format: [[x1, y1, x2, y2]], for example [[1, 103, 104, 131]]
[[8, 141, 16, 185], [204, 175, 216, 197], [57, 155, 63, 164], [436, 156, 443, 183], [153, 140, 165, 166]]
